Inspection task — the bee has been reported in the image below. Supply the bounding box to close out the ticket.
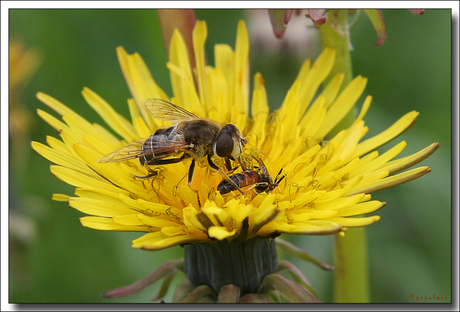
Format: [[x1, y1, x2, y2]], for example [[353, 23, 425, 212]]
[[217, 157, 285, 195], [97, 99, 247, 193]]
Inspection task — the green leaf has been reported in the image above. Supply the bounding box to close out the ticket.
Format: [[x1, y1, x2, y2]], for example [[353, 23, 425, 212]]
[[102, 259, 182, 298], [306, 9, 327, 26], [276, 238, 334, 270], [172, 279, 195, 303], [239, 293, 272, 303], [268, 9, 287, 38], [408, 9, 424, 15], [363, 9, 387, 45], [216, 284, 241, 303], [150, 274, 176, 302], [260, 273, 320, 303], [276, 260, 317, 296], [179, 285, 215, 303]]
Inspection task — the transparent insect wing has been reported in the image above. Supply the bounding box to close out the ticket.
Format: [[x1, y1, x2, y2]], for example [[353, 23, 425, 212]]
[[97, 139, 191, 163], [144, 99, 198, 123], [97, 139, 146, 163]]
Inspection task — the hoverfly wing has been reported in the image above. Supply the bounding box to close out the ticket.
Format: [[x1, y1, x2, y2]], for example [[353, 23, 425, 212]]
[[140, 140, 194, 160], [97, 139, 147, 163], [145, 98, 198, 123], [97, 139, 194, 163]]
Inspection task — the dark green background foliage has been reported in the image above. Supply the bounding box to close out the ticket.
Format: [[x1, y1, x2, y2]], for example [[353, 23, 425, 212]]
[[9, 9, 451, 303]]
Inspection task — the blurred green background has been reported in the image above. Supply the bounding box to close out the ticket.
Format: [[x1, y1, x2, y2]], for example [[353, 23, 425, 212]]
[[8, 9, 451, 303]]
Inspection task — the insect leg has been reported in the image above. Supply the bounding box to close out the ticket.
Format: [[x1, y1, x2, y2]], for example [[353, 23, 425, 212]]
[[136, 155, 188, 179], [275, 169, 286, 184], [224, 158, 232, 171], [187, 159, 195, 186], [135, 171, 159, 179], [274, 169, 287, 193], [224, 158, 243, 173], [147, 155, 187, 166], [207, 155, 244, 195], [238, 157, 248, 171]]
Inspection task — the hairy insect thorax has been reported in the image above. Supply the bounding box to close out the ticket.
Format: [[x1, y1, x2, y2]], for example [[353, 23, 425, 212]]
[[182, 120, 220, 158]]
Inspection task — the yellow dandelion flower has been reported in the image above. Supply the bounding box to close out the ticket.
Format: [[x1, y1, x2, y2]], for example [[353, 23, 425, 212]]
[[32, 20, 438, 300]]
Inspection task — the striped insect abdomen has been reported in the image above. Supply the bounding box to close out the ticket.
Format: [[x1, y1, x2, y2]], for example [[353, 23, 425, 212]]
[[217, 170, 260, 195]]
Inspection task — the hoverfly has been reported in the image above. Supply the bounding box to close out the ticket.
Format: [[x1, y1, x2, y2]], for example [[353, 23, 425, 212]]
[[217, 157, 285, 195], [97, 99, 247, 193]]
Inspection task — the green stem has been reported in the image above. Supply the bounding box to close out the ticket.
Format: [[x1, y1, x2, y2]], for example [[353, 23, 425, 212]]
[[320, 10, 356, 132], [319, 9, 370, 303], [333, 228, 369, 303]]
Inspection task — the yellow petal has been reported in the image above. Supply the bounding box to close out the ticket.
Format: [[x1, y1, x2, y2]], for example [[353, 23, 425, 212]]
[[291, 189, 324, 207], [289, 221, 343, 235], [201, 206, 230, 226], [319, 73, 344, 105], [50, 165, 122, 194], [37, 92, 80, 117], [138, 214, 180, 228], [252, 73, 268, 115], [36, 109, 68, 133], [314, 193, 366, 211], [330, 120, 367, 163], [349, 141, 407, 177], [248, 90, 268, 147], [327, 216, 381, 227], [315, 75, 367, 138], [132, 231, 206, 250], [206, 67, 229, 121], [208, 226, 237, 240], [166, 62, 204, 117], [288, 210, 338, 222], [348, 111, 419, 160], [335, 200, 385, 217], [116, 47, 168, 129], [128, 99, 152, 138], [259, 220, 342, 235], [168, 29, 198, 113], [183, 205, 207, 232], [69, 196, 135, 217], [52, 194, 70, 201], [160, 225, 191, 237], [112, 214, 146, 226], [341, 174, 365, 195], [82, 87, 138, 142], [234, 20, 250, 114], [299, 96, 326, 137], [350, 166, 431, 195], [80, 216, 149, 232], [295, 58, 311, 83], [215, 43, 235, 112], [381, 142, 440, 174], [354, 95, 372, 124], [297, 47, 335, 115], [117, 194, 167, 215], [192, 20, 208, 108], [31, 141, 87, 171], [224, 199, 252, 226]]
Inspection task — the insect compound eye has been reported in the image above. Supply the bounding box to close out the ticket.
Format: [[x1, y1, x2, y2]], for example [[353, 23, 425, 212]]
[[215, 131, 235, 159]]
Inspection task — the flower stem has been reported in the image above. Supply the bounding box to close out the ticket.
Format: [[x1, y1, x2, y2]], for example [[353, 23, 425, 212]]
[[319, 10, 356, 131], [319, 9, 370, 303], [333, 229, 370, 303]]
